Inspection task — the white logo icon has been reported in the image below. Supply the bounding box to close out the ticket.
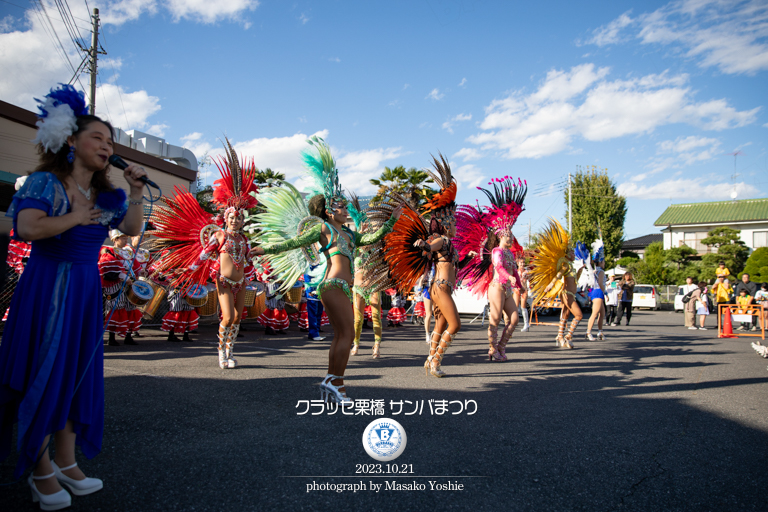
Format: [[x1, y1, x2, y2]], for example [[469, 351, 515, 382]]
[[362, 418, 407, 461]]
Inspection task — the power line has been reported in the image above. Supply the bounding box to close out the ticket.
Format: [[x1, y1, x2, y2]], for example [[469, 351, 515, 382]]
[[0, 0, 92, 31]]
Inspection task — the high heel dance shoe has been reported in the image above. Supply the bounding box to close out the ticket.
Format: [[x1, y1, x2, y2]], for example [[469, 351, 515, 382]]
[[372, 341, 381, 359], [320, 374, 353, 406], [585, 332, 595, 341], [350, 343, 359, 356], [555, 334, 564, 347], [52, 461, 103, 496], [28, 472, 71, 511], [563, 333, 574, 349]]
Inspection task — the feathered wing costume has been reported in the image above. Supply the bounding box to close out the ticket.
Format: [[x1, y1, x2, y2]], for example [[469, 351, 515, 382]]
[[528, 218, 570, 302], [455, 176, 527, 300]]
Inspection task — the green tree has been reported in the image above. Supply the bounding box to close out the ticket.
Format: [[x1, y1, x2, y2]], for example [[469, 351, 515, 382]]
[[627, 242, 672, 285], [665, 245, 698, 270], [741, 247, 768, 282], [370, 166, 435, 209], [701, 227, 750, 275], [565, 166, 627, 261], [253, 167, 285, 185], [195, 185, 217, 215]]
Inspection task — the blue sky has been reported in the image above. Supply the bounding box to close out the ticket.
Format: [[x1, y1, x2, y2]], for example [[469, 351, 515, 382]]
[[1, 0, 766, 241]]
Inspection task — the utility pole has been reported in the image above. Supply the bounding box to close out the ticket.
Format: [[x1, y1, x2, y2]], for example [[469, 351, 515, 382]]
[[568, 173, 573, 235], [88, 8, 100, 115]]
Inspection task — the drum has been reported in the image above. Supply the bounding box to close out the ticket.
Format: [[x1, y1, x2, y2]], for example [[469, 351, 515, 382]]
[[185, 284, 209, 307], [141, 279, 168, 320], [243, 283, 259, 307], [285, 282, 304, 304], [126, 278, 155, 307], [247, 291, 266, 319], [198, 284, 219, 316]]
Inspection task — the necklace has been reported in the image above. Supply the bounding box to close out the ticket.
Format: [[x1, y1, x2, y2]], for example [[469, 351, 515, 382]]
[[75, 180, 92, 200]]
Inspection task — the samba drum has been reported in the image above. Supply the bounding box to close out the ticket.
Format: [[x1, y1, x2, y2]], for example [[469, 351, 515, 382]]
[[247, 282, 266, 319], [285, 282, 304, 304], [198, 284, 219, 316], [185, 285, 209, 307], [244, 282, 264, 307], [141, 279, 168, 320], [126, 278, 155, 307]]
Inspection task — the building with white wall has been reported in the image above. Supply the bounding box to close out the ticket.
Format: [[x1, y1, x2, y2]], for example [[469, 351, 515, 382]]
[[654, 198, 768, 254]]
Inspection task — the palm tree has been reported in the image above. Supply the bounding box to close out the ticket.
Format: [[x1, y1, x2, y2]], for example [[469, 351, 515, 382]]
[[253, 167, 285, 185], [370, 166, 435, 209]]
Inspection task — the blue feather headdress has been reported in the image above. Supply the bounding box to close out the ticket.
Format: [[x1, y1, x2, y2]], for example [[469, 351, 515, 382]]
[[301, 135, 345, 208], [574, 241, 590, 262], [32, 84, 89, 153], [591, 227, 605, 263]]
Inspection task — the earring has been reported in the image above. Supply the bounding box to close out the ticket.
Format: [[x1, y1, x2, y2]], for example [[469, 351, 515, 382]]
[[66, 145, 75, 164]]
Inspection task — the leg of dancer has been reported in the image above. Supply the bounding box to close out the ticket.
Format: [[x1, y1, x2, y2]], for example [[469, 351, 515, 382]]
[[319, 284, 355, 401], [487, 284, 505, 362], [586, 296, 604, 341], [426, 282, 461, 377], [370, 291, 383, 358], [351, 290, 365, 355], [561, 291, 583, 349], [498, 286, 519, 361]]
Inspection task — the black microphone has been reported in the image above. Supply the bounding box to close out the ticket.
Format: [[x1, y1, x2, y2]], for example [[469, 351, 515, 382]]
[[108, 155, 160, 189]]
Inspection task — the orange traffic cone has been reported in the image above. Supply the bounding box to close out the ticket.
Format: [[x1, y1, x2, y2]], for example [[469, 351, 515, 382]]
[[719, 307, 737, 338]]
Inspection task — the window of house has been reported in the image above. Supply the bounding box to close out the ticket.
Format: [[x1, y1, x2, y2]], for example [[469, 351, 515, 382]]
[[754, 231, 768, 248]]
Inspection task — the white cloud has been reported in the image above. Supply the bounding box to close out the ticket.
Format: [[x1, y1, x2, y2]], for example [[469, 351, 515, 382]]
[[229, 131, 403, 195], [442, 113, 472, 134], [618, 177, 758, 200], [298, 116, 307, 123], [299, 13, 310, 24], [95, 83, 162, 131], [453, 148, 483, 162], [453, 163, 485, 190], [181, 132, 203, 143], [584, 11, 634, 46], [101, 0, 259, 25], [426, 88, 445, 101], [467, 64, 758, 160], [585, 0, 768, 75], [764, 122, 768, 128], [146, 123, 169, 137], [403, 84, 410, 90], [458, 77, 467, 87], [329, 57, 340, 63]]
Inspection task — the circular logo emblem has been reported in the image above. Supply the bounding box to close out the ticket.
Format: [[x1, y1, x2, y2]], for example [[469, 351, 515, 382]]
[[362, 418, 407, 461]]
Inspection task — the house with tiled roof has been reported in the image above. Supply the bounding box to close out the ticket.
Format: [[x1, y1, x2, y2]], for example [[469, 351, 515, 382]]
[[654, 198, 768, 254], [621, 234, 663, 259]]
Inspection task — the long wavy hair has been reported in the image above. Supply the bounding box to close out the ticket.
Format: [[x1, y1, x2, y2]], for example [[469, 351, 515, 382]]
[[31, 115, 116, 195]]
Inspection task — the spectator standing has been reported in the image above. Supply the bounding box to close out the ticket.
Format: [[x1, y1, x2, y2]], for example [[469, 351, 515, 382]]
[[715, 261, 731, 282], [734, 274, 759, 331], [681, 277, 698, 328], [695, 282, 710, 330], [685, 284, 703, 330], [754, 283, 768, 331], [711, 276, 733, 307], [613, 272, 635, 326], [605, 274, 619, 326]]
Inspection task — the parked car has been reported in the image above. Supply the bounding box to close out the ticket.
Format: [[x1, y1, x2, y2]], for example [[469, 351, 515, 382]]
[[674, 285, 687, 312], [632, 284, 660, 310]]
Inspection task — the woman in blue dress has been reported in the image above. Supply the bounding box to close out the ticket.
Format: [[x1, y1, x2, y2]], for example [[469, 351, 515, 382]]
[[0, 85, 147, 510]]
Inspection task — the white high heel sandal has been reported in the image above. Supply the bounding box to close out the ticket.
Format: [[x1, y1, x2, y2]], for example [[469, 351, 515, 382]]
[[28, 472, 71, 511], [320, 374, 353, 406], [52, 461, 103, 496]]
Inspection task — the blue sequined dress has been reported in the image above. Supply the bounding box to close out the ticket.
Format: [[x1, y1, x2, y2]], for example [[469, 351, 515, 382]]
[[0, 172, 127, 477]]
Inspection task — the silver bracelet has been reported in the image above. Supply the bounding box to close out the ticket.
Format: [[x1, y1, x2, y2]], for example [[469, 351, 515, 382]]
[[129, 198, 143, 205]]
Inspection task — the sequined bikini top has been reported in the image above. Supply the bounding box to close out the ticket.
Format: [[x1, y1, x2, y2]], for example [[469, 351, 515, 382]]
[[220, 231, 248, 269], [322, 223, 356, 273]]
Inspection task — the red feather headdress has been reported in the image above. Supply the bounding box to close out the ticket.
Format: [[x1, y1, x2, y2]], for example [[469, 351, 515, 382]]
[[212, 137, 258, 213]]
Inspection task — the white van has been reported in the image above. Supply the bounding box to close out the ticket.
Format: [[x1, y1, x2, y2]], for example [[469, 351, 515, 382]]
[[632, 285, 660, 310]]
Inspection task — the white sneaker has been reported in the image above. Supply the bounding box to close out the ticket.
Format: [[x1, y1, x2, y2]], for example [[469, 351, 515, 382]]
[[698, 327, 707, 330], [688, 327, 698, 330]]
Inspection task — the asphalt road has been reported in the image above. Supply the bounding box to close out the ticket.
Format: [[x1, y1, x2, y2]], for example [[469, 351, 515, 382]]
[[2, 309, 767, 511]]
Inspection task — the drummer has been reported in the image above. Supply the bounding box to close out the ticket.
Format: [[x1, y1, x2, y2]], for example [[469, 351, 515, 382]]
[[99, 229, 143, 346], [161, 286, 200, 342]]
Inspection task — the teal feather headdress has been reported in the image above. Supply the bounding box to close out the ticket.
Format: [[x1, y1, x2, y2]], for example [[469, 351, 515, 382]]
[[301, 135, 344, 205], [347, 193, 368, 231]]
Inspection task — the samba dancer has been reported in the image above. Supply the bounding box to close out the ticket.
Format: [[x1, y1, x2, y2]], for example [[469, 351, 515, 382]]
[[0, 85, 146, 508], [516, 258, 531, 332], [456, 176, 527, 362], [584, 237, 607, 341], [149, 139, 257, 369], [529, 219, 583, 349], [384, 155, 462, 377], [249, 136, 401, 404]]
